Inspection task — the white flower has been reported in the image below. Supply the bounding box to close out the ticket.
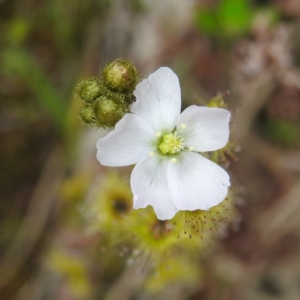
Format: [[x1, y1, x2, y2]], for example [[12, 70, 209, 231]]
[[96, 67, 231, 220]]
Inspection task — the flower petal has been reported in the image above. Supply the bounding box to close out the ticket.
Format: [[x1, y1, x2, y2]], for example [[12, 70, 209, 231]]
[[177, 106, 230, 152], [96, 114, 156, 167], [132, 67, 181, 133], [168, 152, 230, 211], [131, 156, 179, 220]]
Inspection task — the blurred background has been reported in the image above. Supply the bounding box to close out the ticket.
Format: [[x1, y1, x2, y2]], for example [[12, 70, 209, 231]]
[[1, 0, 300, 299]]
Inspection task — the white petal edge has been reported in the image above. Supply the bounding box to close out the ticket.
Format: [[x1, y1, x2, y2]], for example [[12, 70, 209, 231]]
[[131, 155, 179, 220], [132, 67, 181, 133], [168, 152, 230, 211], [96, 114, 156, 167], [176, 106, 230, 152]]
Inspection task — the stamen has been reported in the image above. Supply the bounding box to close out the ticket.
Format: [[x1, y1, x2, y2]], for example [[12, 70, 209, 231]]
[[170, 158, 177, 163], [155, 132, 161, 137], [189, 146, 194, 151], [180, 124, 187, 129], [158, 132, 184, 154], [149, 152, 154, 156]]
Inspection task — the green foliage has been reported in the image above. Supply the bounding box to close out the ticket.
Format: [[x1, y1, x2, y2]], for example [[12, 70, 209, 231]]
[[2, 48, 67, 129], [8, 19, 31, 44], [219, 0, 251, 35], [194, 0, 280, 40], [263, 119, 300, 147], [196, 8, 219, 36], [194, 0, 254, 38]]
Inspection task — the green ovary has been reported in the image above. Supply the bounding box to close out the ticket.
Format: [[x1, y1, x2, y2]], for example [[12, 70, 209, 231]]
[[158, 133, 184, 154]]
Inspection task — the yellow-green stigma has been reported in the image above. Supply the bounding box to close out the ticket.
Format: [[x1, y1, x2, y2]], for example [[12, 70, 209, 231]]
[[158, 132, 184, 154]]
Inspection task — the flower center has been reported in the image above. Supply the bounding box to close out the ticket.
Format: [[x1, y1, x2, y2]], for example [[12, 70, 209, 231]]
[[158, 132, 184, 154], [112, 198, 129, 213]]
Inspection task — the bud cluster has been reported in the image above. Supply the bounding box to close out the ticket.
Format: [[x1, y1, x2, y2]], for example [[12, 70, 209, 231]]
[[76, 59, 139, 129]]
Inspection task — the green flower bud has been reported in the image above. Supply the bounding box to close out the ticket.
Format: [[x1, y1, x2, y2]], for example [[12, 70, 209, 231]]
[[79, 105, 97, 126], [102, 59, 139, 92], [77, 78, 102, 103], [207, 93, 228, 108], [99, 82, 136, 106], [94, 96, 128, 128]]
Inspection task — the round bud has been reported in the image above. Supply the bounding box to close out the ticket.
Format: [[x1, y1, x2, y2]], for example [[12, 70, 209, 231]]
[[77, 78, 102, 103], [79, 106, 97, 125], [102, 59, 139, 92], [94, 96, 128, 128], [99, 82, 136, 106]]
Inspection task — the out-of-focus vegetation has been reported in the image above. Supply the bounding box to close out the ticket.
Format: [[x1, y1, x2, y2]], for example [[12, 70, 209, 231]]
[[1, 0, 300, 299], [194, 0, 280, 41], [195, 0, 255, 38]]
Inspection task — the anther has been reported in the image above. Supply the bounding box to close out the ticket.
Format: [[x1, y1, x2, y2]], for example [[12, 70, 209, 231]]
[[180, 124, 187, 129], [189, 146, 194, 151], [149, 152, 154, 156], [155, 132, 161, 137], [170, 158, 177, 163]]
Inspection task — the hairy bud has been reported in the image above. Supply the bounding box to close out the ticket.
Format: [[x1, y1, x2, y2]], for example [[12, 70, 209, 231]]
[[77, 78, 102, 103], [76, 59, 139, 129], [79, 106, 97, 126], [94, 96, 128, 128], [102, 59, 139, 92], [100, 83, 136, 106]]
